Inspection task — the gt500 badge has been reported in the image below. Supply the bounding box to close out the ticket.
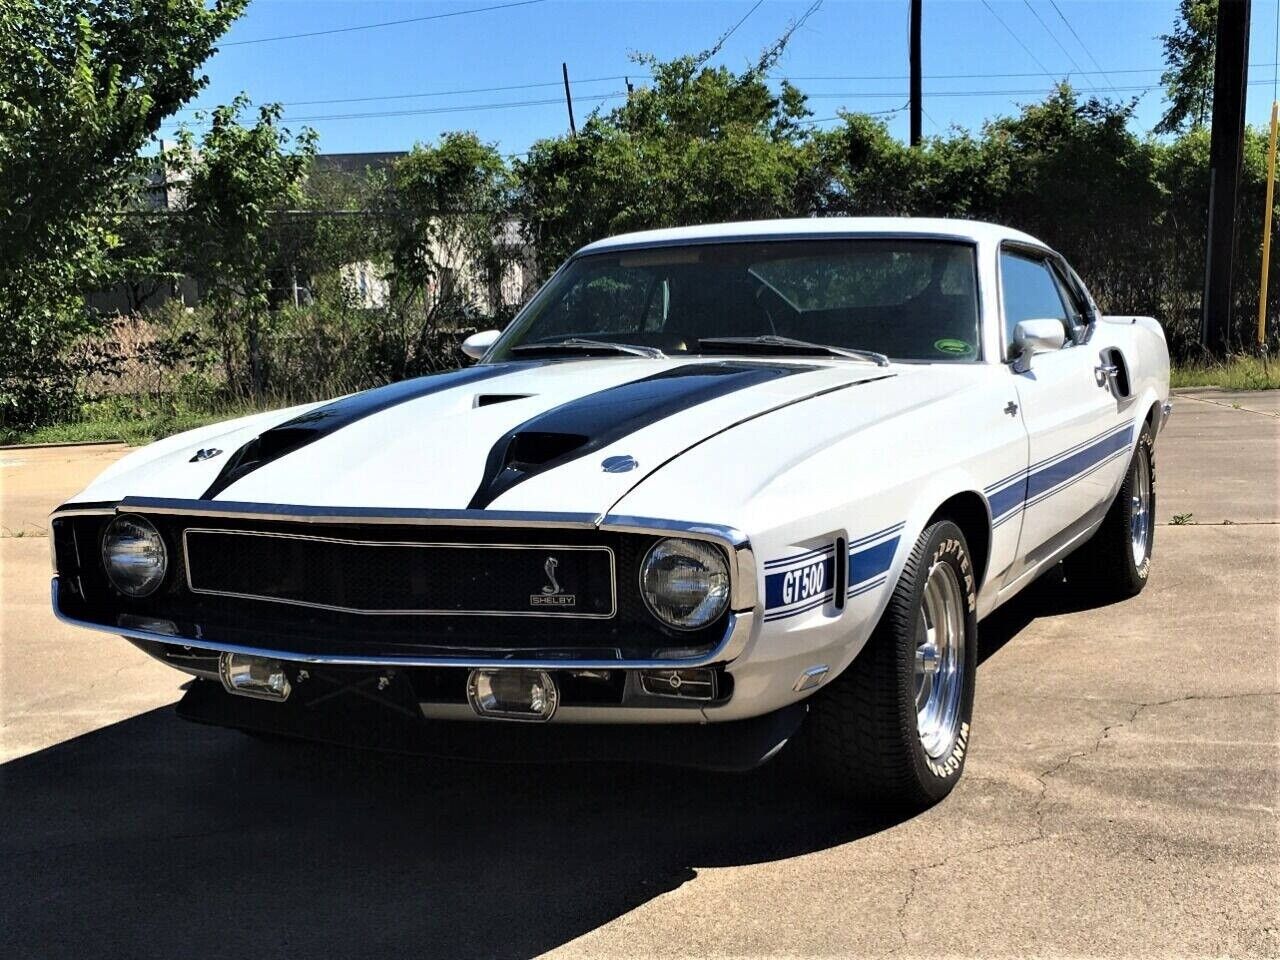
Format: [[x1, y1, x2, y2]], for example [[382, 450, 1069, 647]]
[[530, 556, 576, 608], [781, 560, 826, 605]]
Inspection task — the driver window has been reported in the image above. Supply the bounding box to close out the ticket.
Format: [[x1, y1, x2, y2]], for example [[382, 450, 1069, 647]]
[[999, 251, 1071, 354], [1048, 262, 1087, 337]]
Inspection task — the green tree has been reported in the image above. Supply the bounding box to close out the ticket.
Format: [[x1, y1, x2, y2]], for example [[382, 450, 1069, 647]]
[[514, 46, 818, 273], [369, 133, 512, 378], [0, 0, 245, 428], [171, 98, 317, 398], [1156, 0, 1217, 135]]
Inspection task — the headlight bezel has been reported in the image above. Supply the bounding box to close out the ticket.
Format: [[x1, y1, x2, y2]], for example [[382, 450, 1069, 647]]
[[100, 513, 169, 598], [638, 537, 732, 632]]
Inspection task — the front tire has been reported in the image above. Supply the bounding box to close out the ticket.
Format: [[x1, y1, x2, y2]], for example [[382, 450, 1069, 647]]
[[804, 519, 978, 811], [1064, 423, 1155, 602]]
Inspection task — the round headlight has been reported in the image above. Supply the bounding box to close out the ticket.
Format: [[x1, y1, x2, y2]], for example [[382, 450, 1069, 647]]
[[101, 515, 168, 597], [639, 538, 731, 631]]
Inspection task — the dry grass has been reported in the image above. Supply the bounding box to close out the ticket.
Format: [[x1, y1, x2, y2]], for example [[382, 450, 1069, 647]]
[[1170, 354, 1280, 390]]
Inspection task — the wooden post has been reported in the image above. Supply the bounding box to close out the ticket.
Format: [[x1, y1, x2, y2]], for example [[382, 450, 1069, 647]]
[[1258, 100, 1279, 348], [909, 0, 922, 147], [1201, 0, 1252, 355], [562, 62, 576, 135]]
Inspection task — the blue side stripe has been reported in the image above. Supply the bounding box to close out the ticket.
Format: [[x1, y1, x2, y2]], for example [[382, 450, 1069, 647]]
[[986, 422, 1131, 496], [847, 521, 905, 550], [990, 423, 1134, 520], [765, 556, 836, 609], [1024, 446, 1129, 510], [849, 536, 899, 587], [847, 575, 888, 599], [763, 592, 834, 622], [1025, 426, 1132, 501], [763, 544, 835, 569], [763, 526, 902, 620], [988, 483, 1026, 521]]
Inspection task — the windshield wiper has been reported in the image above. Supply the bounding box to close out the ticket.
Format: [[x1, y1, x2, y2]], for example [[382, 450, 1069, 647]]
[[511, 337, 667, 359], [698, 335, 890, 367]]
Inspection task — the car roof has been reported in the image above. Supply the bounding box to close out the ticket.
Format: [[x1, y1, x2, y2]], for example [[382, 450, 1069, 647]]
[[575, 217, 1049, 256]]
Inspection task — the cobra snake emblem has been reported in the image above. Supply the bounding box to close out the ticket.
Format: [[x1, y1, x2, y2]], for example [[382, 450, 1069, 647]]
[[541, 557, 562, 596]]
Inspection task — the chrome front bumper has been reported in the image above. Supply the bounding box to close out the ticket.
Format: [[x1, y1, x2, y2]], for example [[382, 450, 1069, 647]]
[[51, 578, 756, 672]]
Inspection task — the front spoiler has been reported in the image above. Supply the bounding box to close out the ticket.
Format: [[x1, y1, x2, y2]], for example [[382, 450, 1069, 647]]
[[176, 678, 807, 773]]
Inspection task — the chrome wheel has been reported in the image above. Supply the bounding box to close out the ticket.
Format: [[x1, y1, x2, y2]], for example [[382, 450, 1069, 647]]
[[914, 560, 966, 759], [1129, 444, 1152, 569]]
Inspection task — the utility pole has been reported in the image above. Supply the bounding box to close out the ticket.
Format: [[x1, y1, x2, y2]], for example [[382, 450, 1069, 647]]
[[562, 62, 577, 135], [909, 0, 922, 147], [1201, 0, 1252, 354]]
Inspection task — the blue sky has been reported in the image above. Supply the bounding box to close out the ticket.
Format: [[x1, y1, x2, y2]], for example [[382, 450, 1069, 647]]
[[161, 0, 1280, 156]]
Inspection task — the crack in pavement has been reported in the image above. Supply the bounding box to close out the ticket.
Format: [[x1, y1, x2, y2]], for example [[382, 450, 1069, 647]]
[[1175, 394, 1280, 419], [1031, 690, 1278, 841], [886, 690, 1279, 955]]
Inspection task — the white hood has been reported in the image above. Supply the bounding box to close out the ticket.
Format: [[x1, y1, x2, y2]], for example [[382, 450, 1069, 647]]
[[71, 358, 896, 517]]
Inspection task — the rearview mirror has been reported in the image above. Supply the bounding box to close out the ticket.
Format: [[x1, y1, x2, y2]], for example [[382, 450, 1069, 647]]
[[460, 329, 501, 361], [1011, 319, 1066, 373]]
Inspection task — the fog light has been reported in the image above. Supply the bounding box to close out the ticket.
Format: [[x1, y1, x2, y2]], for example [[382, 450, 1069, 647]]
[[467, 669, 558, 721], [219, 653, 292, 701]]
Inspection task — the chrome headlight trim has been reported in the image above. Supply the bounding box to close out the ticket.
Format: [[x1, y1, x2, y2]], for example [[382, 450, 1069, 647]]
[[638, 537, 732, 631]]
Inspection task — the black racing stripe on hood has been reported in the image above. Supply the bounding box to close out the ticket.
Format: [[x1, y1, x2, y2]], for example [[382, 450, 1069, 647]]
[[467, 361, 814, 509], [201, 364, 522, 500]]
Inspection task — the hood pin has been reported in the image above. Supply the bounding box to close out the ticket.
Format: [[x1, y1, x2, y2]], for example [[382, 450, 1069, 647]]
[[601, 455, 638, 473]]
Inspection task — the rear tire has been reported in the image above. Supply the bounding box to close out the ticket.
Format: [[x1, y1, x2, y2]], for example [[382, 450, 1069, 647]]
[[1063, 423, 1155, 602], [803, 519, 978, 811]]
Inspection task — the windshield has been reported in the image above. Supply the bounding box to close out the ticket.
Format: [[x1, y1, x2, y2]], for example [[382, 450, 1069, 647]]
[[490, 239, 982, 362]]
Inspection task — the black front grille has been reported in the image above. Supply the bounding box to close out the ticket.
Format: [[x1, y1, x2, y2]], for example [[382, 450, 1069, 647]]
[[183, 529, 616, 618], [52, 509, 731, 661]]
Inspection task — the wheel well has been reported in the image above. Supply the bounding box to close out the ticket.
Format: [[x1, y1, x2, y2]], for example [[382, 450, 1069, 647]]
[[930, 492, 992, 592], [1145, 401, 1159, 427]]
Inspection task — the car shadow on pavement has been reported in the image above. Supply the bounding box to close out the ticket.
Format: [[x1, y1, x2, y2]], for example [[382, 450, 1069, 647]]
[[1, 706, 897, 960], [2, 569, 1103, 960], [977, 563, 1126, 665]]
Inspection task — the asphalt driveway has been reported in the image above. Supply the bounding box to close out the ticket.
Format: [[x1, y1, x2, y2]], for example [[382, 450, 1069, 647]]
[[1, 390, 1276, 958]]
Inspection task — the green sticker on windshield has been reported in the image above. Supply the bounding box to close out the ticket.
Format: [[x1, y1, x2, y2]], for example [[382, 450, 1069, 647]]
[[934, 338, 973, 356]]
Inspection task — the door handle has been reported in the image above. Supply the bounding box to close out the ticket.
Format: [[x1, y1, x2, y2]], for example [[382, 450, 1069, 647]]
[[1095, 362, 1119, 387]]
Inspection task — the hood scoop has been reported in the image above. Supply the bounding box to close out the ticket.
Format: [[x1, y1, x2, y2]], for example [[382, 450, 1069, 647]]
[[467, 361, 813, 509], [474, 393, 533, 408], [201, 364, 519, 500]]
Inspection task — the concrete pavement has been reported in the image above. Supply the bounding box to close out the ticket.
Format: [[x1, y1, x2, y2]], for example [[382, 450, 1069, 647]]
[[0, 392, 1276, 959]]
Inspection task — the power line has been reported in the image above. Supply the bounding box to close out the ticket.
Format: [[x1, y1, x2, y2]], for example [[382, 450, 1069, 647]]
[[979, 0, 1055, 77], [162, 79, 1246, 131], [1046, 0, 1120, 93], [781, 62, 1280, 81], [162, 92, 628, 128], [710, 0, 767, 56], [176, 76, 635, 114], [170, 58, 1280, 120], [1021, 0, 1098, 92], [220, 0, 546, 47]]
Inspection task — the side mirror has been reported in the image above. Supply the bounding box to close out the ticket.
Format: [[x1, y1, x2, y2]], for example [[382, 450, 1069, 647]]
[[460, 329, 501, 361], [1011, 319, 1066, 373]]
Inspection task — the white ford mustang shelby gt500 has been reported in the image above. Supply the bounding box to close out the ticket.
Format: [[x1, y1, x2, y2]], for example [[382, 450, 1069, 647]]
[[51, 218, 1170, 809]]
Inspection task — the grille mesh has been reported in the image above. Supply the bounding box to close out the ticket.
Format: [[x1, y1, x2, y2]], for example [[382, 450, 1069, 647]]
[[184, 529, 616, 617]]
